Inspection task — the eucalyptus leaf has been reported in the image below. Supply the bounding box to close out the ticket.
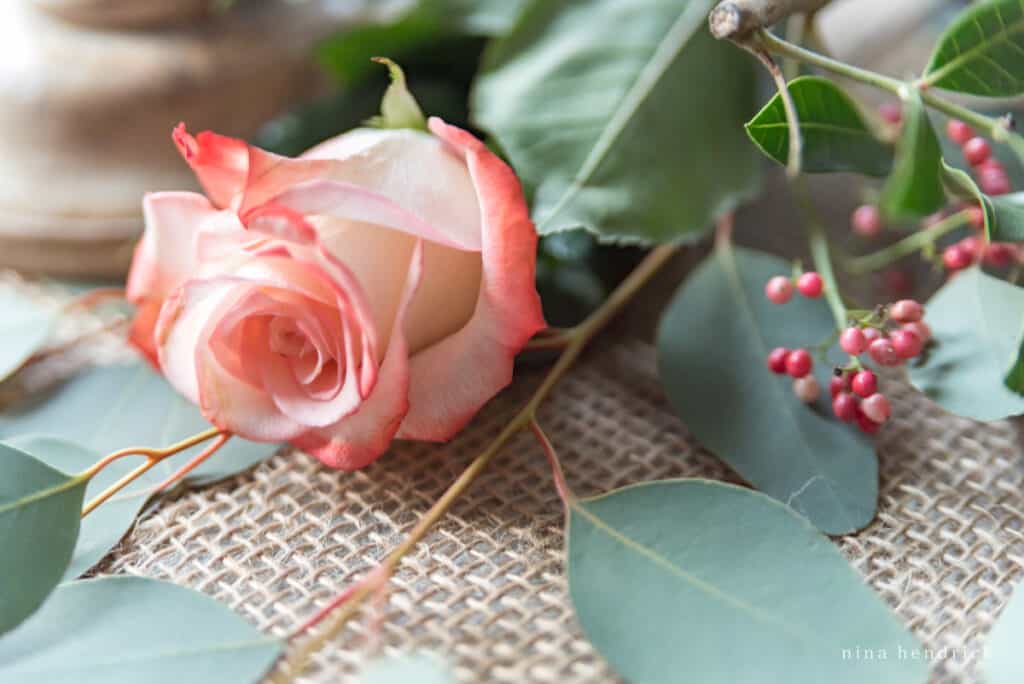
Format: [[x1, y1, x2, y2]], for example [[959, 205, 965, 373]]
[[0, 443, 85, 635], [923, 0, 1024, 97], [657, 244, 877, 534], [5, 435, 151, 581], [472, 0, 761, 244], [907, 268, 1024, 420], [0, 361, 278, 485], [568, 480, 928, 684], [0, 285, 57, 382], [0, 576, 283, 683], [361, 651, 455, 683], [745, 76, 892, 176], [880, 91, 945, 220], [984, 577, 1024, 683]]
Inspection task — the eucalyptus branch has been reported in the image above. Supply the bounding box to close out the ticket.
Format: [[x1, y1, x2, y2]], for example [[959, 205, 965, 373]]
[[709, 0, 831, 40], [275, 242, 682, 682], [844, 210, 970, 274]]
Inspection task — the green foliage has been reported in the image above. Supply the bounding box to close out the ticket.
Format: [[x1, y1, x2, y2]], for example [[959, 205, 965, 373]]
[[6, 435, 150, 581], [985, 578, 1024, 683], [0, 576, 283, 683], [923, 0, 1024, 97], [567, 480, 928, 684], [0, 442, 85, 634], [367, 58, 427, 131], [0, 361, 277, 485], [472, 0, 761, 244], [657, 244, 877, 534], [880, 91, 946, 220], [745, 76, 893, 176], [943, 162, 1024, 242], [907, 268, 1024, 420], [361, 652, 455, 683], [0, 285, 56, 382]]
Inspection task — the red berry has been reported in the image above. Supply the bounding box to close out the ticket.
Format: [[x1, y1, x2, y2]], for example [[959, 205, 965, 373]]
[[902, 321, 931, 345], [943, 244, 973, 271], [868, 337, 901, 366], [881, 269, 913, 298], [985, 242, 1017, 267], [765, 276, 794, 304], [963, 137, 992, 166], [785, 348, 813, 378], [793, 375, 821, 403], [768, 347, 790, 374], [856, 410, 881, 435], [851, 370, 877, 398], [860, 393, 891, 424], [832, 392, 858, 422], [966, 205, 986, 231], [851, 205, 883, 238], [961, 236, 984, 259], [839, 327, 867, 355], [878, 102, 902, 125], [889, 299, 923, 323], [862, 327, 883, 345], [980, 169, 1011, 196], [829, 375, 846, 398], [797, 272, 824, 298], [946, 119, 975, 145], [891, 329, 923, 359]]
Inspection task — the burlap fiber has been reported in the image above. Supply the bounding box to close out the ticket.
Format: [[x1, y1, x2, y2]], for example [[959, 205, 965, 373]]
[[8, 272, 1024, 684]]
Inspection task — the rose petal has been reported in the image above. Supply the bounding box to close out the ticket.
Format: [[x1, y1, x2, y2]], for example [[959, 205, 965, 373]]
[[396, 118, 545, 442]]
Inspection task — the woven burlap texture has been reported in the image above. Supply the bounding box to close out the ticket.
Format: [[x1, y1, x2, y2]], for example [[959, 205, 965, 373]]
[[81, 334, 1020, 684]]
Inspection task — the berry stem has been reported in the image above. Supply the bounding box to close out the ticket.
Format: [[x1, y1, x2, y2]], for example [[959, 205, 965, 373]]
[[794, 177, 846, 328], [844, 210, 970, 275]]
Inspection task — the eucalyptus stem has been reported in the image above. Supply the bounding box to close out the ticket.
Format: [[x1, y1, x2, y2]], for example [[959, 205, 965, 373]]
[[793, 179, 846, 328], [844, 210, 970, 274], [276, 242, 681, 682]]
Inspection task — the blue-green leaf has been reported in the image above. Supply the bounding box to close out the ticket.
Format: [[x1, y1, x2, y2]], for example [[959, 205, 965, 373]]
[[0, 360, 278, 485], [0, 443, 85, 634], [568, 480, 928, 684], [0, 576, 283, 683], [745, 76, 893, 176], [361, 651, 455, 683], [657, 244, 877, 534], [985, 577, 1024, 683], [0, 285, 57, 382]]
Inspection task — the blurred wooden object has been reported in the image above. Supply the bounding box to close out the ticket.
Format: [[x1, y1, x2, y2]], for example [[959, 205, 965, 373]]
[[0, 0, 368, 277]]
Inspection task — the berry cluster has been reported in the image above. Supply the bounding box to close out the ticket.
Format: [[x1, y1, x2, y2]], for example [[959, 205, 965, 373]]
[[764, 271, 824, 304], [829, 369, 888, 434], [767, 347, 820, 404]]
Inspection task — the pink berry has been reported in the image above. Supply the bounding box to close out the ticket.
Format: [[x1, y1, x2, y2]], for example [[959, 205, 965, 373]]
[[832, 392, 858, 422], [851, 205, 883, 238], [797, 272, 824, 298], [868, 337, 902, 366], [768, 347, 790, 374], [963, 137, 992, 166], [889, 299, 923, 323], [878, 102, 902, 125], [966, 205, 986, 231], [839, 327, 867, 355], [829, 375, 846, 398], [765, 276, 794, 304], [860, 393, 891, 424], [902, 321, 931, 345], [862, 327, 883, 344], [793, 375, 821, 404], [891, 329, 923, 359], [960, 236, 983, 259], [985, 242, 1017, 268], [785, 348, 813, 378], [980, 169, 1011, 196], [946, 119, 975, 145], [851, 370, 877, 398], [881, 269, 913, 298], [856, 410, 881, 435], [943, 244, 973, 271]]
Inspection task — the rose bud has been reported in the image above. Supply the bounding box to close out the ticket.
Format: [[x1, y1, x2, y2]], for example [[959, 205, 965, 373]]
[[127, 113, 545, 469]]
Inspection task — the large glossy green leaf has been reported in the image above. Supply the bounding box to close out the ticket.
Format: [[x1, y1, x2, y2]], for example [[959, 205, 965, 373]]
[[657, 244, 877, 534], [0, 443, 85, 634], [0, 361, 278, 485], [471, 0, 761, 244], [923, 0, 1024, 97], [5, 435, 150, 581], [0, 285, 57, 382], [0, 576, 283, 682], [880, 91, 946, 220], [908, 268, 1024, 420], [745, 76, 893, 176], [361, 652, 455, 683], [985, 578, 1024, 683], [568, 480, 928, 684]]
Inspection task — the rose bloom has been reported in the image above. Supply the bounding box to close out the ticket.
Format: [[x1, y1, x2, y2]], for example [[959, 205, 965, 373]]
[[127, 117, 545, 469]]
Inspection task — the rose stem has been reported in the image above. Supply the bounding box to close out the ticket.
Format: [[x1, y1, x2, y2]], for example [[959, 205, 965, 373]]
[[79, 426, 224, 517], [844, 210, 970, 275], [274, 241, 682, 682]]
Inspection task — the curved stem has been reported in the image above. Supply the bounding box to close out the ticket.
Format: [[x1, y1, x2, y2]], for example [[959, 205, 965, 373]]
[[844, 210, 969, 274], [276, 242, 681, 682], [152, 434, 233, 492], [793, 178, 846, 328], [530, 419, 573, 509], [749, 45, 802, 177]]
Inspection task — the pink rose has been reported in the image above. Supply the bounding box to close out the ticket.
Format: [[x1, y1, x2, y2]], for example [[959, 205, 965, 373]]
[[127, 118, 545, 469]]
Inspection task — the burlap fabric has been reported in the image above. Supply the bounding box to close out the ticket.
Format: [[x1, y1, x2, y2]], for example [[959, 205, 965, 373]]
[[6, 269, 1022, 684]]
